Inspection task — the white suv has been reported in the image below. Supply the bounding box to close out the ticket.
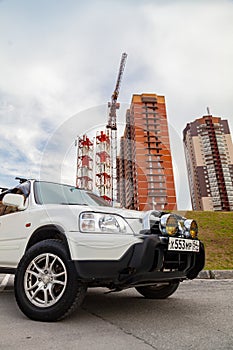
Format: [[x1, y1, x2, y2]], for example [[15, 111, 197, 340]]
[[0, 179, 205, 322]]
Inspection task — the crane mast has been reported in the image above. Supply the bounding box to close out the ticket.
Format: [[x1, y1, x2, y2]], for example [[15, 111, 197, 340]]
[[107, 52, 127, 204]]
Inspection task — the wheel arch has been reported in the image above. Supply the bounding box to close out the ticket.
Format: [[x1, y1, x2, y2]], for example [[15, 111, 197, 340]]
[[25, 225, 71, 259]]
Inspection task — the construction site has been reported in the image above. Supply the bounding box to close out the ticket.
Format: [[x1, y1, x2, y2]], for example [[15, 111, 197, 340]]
[[76, 53, 177, 211]]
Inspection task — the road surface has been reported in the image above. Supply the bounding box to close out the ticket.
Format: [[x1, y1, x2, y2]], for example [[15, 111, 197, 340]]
[[0, 275, 232, 350]]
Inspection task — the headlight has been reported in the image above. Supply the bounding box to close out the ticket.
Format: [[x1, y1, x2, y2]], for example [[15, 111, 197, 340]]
[[79, 212, 133, 234], [184, 219, 198, 239], [160, 214, 179, 236]]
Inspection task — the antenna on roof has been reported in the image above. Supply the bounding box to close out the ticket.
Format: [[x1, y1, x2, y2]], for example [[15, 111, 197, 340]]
[[207, 106, 211, 115]]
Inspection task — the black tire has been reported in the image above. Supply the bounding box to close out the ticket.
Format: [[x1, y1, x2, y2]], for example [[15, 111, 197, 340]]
[[135, 282, 179, 299], [14, 239, 87, 322]]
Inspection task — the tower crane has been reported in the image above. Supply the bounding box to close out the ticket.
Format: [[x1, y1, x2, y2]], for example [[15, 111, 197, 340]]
[[107, 52, 127, 204], [107, 52, 127, 130]]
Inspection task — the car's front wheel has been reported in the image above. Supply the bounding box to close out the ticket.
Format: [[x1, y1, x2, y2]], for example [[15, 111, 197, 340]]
[[135, 282, 179, 299], [14, 239, 87, 322]]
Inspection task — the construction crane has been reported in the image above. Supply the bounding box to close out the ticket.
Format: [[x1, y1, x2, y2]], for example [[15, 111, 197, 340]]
[[107, 52, 127, 204], [107, 52, 127, 130]]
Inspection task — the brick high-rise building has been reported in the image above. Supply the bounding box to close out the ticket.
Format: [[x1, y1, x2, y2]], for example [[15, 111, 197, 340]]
[[183, 114, 233, 211], [117, 93, 177, 211]]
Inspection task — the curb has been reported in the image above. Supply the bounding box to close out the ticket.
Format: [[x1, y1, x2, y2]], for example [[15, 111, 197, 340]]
[[197, 270, 233, 279]]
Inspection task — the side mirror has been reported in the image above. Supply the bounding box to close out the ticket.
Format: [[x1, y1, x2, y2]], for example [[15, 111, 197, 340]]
[[2, 193, 27, 211]]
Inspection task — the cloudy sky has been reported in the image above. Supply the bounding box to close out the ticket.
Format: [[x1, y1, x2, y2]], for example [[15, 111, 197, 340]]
[[0, 0, 233, 209]]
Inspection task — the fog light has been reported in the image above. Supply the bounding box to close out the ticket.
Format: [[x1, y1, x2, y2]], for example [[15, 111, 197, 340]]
[[184, 219, 198, 239], [160, 214, 179, 236]]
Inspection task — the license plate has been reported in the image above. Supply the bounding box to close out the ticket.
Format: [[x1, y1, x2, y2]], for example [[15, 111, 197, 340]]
[[168, 237, 200, 252]]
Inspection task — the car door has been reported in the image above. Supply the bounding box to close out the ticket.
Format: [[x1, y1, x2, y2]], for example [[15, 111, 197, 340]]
[[0, 209, 30, 268]]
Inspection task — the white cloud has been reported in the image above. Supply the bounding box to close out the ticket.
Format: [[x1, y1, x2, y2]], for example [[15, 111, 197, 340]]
[[0, 0, 233, 208]]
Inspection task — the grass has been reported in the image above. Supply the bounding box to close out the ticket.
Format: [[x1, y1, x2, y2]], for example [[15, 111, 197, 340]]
[[175, 211, 233, 270]]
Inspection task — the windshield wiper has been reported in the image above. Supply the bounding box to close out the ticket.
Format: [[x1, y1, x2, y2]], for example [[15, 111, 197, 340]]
[[60, 202, 88, 206]]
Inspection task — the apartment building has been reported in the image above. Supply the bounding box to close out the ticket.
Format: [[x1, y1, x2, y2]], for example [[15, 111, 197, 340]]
[[118, 93, 177, 211], [183, 114, 233, 211]]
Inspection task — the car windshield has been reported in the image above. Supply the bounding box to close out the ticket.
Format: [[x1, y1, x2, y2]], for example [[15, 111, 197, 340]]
[[34, 181, 111, 207]]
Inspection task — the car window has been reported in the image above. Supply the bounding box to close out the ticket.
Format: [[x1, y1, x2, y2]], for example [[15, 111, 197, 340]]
[[85, 191, 112, 206], [34, 181, 110, 207]]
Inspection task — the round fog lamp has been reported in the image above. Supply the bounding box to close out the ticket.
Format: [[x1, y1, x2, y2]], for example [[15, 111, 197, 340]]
[[160, 214, 179, 236], [184, 219, 198, 239]]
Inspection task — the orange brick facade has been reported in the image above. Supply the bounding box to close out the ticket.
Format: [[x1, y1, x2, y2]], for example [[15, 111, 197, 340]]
[[117, 93, 177, 211]]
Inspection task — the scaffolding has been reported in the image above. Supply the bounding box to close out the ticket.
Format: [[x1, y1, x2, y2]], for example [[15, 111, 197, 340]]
[[76, 135, 93, 191], [95, 130, 111, 203]]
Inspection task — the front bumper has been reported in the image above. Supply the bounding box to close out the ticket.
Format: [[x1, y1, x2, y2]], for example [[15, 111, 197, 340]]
[[73, 235, 205, 288]]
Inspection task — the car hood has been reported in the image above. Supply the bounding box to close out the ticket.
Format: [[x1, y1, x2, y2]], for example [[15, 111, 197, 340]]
[[80, 205, 145, 219], [35, 203, 160, 234]]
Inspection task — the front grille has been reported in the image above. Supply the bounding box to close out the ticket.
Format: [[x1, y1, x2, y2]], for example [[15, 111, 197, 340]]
[[163, 251, 191, 271]]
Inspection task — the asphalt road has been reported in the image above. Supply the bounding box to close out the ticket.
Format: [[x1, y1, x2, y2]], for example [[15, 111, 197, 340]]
[[0, 276, 232, 350]]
